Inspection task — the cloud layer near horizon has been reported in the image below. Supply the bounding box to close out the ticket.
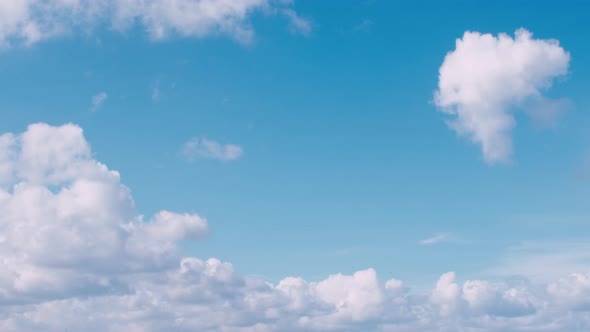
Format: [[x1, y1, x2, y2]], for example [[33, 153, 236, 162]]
[[0, 0, 308, 47], [0, 123, 590, 331], [435, 29, 570, 163]]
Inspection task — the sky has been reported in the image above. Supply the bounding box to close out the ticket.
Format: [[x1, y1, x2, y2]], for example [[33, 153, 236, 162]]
[[0, 0, 590, 331]]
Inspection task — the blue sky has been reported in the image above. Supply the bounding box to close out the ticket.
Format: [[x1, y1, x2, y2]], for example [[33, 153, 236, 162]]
[[1, 1, 590, 331], [0, 0, 588, 281]]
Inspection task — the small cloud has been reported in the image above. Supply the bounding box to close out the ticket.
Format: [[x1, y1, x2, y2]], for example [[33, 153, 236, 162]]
[[182, 138, 243, 161], [152, 81, 176, 102], [152, 85, 160, 102], [419, 233, 449, 245], [354, 19, 374, 32], [282, 9, 312, 36], [90, 92, 108, 112]]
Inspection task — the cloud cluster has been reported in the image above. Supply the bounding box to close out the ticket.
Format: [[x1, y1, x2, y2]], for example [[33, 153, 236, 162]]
[[182, 137, 244, 161], [0, 0, 309, 47], [1, 123, 590, 331], [435, 29, 570, 163]]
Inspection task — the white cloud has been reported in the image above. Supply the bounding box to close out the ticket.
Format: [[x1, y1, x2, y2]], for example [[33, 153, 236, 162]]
[[435, 29, 570, 163], [1, 123, 590, 331], [431, 271, 461, 316], [548, 272, 590, 311], [0, 123, 209, 303], [419, 233, 449, 245], [90, 91, 108, 112], [0, 0, 310, 47], [182, 137, 243, 161]]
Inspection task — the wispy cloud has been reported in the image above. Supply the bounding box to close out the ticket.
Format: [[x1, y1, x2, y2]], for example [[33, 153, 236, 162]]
[[353, 19, 374, 32], [282, 9, 312, 36], [90, 91, 108, 112], [486, 241, 590, 281], [152, 85, 160, 102], [182, 137, 243, 161], [419, 233, 449, 245], [523, 97, 573, 129]]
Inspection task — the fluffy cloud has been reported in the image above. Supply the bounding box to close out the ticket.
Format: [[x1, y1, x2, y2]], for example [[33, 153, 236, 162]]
[[0, 124, 209, 301], [182, 137, 244, 161], [435, 29, 570, 163], [0, 0, 309, 47], [548, 272, 590, 311], [1, 123, 590, 331]]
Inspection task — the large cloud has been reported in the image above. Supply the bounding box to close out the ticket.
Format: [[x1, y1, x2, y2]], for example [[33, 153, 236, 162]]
[[0, 0, 309, 47], [1, 123, 590, 331], [0, 123, 208, 303], [435, 29, 570, 163]]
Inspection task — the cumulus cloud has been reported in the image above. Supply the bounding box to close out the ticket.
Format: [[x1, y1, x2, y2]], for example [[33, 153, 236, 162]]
[[548, 272, 590, 311], [90, 91, 108, 111], [435, 29, 570, 163], [182, 137, 244, 161], [0, 123, 208, 282], [1, 123, 590, 331], [0, 0, 310, 47]]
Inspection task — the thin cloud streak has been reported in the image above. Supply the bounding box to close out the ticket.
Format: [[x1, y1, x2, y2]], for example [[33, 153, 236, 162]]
[[419, 233, 449, 245]]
